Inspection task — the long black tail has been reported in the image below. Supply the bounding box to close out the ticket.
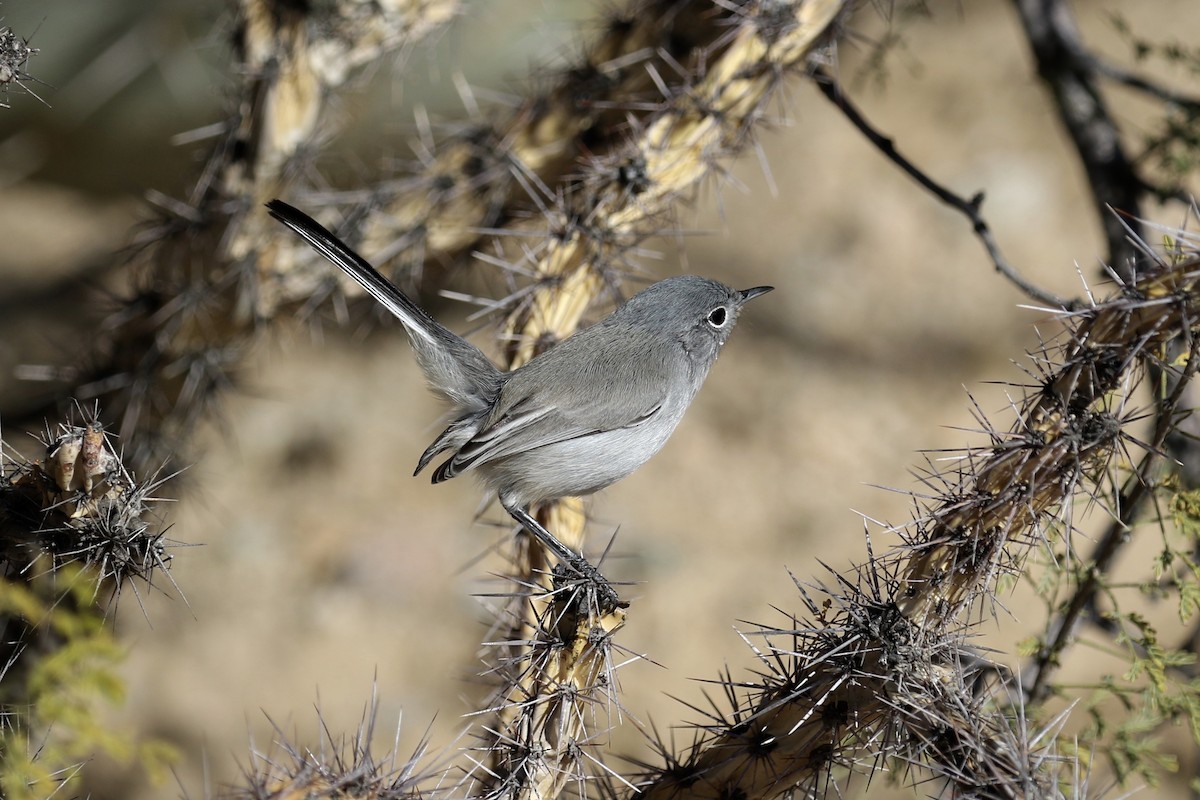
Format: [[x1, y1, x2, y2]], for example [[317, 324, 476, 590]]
[[265, 199, 503, 409], [265, 199, 441, 342]]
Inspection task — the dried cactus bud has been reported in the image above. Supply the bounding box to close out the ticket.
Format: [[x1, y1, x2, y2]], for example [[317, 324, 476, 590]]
[[38, 421, 128, 520], [2, 411, 174, 593]]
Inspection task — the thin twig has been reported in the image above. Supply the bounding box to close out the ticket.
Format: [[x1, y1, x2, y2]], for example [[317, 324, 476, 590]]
[[1089, 55, 1200, 111], [810, 65, 1074, 310]]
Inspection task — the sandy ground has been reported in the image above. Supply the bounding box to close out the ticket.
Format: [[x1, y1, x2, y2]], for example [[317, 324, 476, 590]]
[[2, 1, 1200, 797]]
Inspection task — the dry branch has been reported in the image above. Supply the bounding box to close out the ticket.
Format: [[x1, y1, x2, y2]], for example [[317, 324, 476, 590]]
[[471, 3, 848, 800], [0, 407, 179, 798], [626, 246, 1200, 798], [0, 411, 174, 601], [7, 0, 460, 473]]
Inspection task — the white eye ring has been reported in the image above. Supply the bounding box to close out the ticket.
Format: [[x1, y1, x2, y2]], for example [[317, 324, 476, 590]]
[[707, 306, 728, 327]]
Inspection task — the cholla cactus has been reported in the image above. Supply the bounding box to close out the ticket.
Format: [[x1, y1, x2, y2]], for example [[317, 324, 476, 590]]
[[468, 5, 848, 799], [0, 407, 178, 799], [8, 0, 1200, 798], [0, 18, 42, 108], [1, 410, 173, 595], [212, 229, 1200, 800]]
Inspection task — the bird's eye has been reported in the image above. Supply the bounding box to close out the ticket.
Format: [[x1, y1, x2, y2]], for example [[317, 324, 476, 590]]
[[707, 306, 728, 327]]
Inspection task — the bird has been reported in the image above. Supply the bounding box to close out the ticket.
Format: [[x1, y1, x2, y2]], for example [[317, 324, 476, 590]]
[[267, 199, 772, 607]]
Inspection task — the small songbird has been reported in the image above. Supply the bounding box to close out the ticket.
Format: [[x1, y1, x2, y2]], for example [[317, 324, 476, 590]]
[[267, 199, 772, 604]]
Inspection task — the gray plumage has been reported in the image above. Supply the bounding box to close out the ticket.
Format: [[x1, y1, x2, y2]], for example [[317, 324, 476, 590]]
[[266, 199, 771, 539], [424, 277, 765, 509]]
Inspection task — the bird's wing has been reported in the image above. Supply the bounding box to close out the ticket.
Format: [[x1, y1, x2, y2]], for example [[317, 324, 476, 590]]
[[432, 397, 665, 483], [432, 332, 673, 481]]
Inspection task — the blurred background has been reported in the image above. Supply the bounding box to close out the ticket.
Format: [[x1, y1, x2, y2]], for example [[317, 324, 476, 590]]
[[2, 0, 1199, 797]]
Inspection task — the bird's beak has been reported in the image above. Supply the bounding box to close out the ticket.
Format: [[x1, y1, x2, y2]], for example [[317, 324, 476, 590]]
[[738, 285, 774, 303]]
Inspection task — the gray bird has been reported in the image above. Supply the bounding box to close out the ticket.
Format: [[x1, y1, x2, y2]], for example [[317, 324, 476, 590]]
[[267, 199, 772, 605]]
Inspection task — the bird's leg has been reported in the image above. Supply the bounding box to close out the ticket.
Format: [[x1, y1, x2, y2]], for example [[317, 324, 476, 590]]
[[504, 502, 623, 612]]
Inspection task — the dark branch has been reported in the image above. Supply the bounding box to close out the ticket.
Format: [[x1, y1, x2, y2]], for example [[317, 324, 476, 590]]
[[1011, 0, 1145, 280], [1089, 55, 1200, 111], [810, 65, 1074, 310]]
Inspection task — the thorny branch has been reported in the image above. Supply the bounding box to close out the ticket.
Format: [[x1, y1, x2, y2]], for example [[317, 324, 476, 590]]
[[1025, 326, 1200, 700], [1010, 0, 1200, 711], [1023, 449, 1154, 702], [0, 20, 44, 108], [622, 245, 1200, 799], [8, 2, 1200, 798], [817, 2, 1198, 723], [472, 3, 851, 800]]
